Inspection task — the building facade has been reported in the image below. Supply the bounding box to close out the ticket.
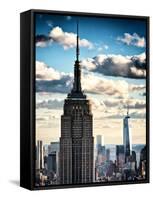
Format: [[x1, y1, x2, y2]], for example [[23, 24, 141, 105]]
[[59, 23, 94, 184]]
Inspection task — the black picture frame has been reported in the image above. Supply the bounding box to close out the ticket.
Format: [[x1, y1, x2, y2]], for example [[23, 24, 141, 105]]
[[20, 9, 150, 190]]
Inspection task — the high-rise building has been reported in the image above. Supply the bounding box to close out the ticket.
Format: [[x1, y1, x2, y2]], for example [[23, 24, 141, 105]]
[[106, 148, 110, 161], [123, 109, 132, 162], [96, 135, 104, 146], [96, 135, 101, 145], [47, 152, 56, 173], [36, 140, 44, 170], [139, 146, 146, 178], [96, 135, 104, 153], [48, 142, 60, 177], [60, 22, 94, 184], [130, 150, 137, 172], [48, 142, 59, 154], [116, 145, 125, 169]]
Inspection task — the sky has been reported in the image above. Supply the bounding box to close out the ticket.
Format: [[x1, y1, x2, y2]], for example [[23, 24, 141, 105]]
[[35, 13, 147, 145]]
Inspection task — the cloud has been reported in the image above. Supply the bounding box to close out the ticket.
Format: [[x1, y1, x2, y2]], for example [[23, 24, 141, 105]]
[[81, 53, 146, 79], [82, 72, 128, 98], [46, 20, 53, 27], [124, 99, 146, 109], [36, 117, 48, 121], [36, 60, 146, 120], [90, 98, 106, 111], [36, 79, 72, 93], [107, 111, 145, 119], [130, 53, 146, 69], [36, 61, 130, 98], [117, 33, 146, 48], [35, 26, 93, 50], [129, 84, 145, 92], [36, 60, 146, 99], [49, 26, 93, 50], [36, 95, 146, 119], [103, 98, 146, 109], [97, 44, 109, 52], [103, 99, 121, 107], [129, 111, 146, 118], [36, 99, 64, 110], [36, 61, 73, 93], [35, 35, 51, 47], [36, 61, 62, 80], [90, 97, 146, 119], [66, 16, 72, 20]]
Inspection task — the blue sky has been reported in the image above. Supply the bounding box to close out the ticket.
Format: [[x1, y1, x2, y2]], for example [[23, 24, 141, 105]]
[[35, 13, 146, 73]]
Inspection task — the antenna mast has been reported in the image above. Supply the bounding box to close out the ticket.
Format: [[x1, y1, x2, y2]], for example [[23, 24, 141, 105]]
[[76, 20, 79, 61]]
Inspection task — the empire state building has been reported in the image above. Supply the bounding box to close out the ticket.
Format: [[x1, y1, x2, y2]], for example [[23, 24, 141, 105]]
[[59, 23, 94, 184]]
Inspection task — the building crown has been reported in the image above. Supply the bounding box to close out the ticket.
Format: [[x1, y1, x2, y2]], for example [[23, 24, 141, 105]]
[[68, 21, 86, 99]]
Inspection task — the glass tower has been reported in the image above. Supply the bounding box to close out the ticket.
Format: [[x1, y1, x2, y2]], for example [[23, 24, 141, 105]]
[[123, 109, 132, 162]]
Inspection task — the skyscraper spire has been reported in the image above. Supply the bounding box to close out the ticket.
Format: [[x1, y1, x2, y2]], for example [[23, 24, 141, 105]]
[[67, 21, 86, 99], [76, 20, 79, 61], [127, 100, 129, 116]]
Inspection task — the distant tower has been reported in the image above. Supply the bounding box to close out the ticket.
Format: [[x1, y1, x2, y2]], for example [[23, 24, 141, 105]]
[[106, 149, 110, 161], [96, 135, 105, 156], [36, 140, 44, 170], [139, 146, 146, 178], [60, 22, 94, 184], [116, 145, 125, 168], [123, 105, 132, 162], [48, 142, 60, 177], [96, 135, 104, 146]]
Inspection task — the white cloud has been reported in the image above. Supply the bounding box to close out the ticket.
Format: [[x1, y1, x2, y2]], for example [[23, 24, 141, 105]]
[[36, 61, 73, 93], [81, 58, 96, 70], [117, 33, 146, 48], [81, 53, 146, 79], [46, 20, 53, 27], [82, 72, 129, 98], [36, 60, 145, 100], [129, 84, 145, 92], [36, 60, 130, 98], [36, 42, 46, 48], [103, 98, 146, 109], [36, 60, 146, 120], [97, 44, 109, 52], [35, 35, 51, 48], [36, 99, 64, 110], [36, 61, 61, 80], [88, 97, 146, 119], [49, 26, 93, 50]]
